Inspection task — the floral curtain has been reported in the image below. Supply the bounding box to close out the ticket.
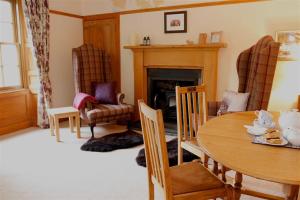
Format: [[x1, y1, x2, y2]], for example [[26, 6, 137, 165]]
[[23, 0, 52, 128]]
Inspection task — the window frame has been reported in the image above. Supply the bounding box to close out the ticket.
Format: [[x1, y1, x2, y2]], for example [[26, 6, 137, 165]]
[[0, 0, 26, 91]]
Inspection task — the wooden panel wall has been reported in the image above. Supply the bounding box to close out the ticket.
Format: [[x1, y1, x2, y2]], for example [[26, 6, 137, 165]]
[[0, 0, 37, 136], [83, 14, 121, 91], [0, 89, 34, 135]]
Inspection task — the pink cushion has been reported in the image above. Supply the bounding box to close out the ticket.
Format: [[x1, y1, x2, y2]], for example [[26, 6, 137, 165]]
[[73, 93, 97, 109], [94, 82, 117, 105]]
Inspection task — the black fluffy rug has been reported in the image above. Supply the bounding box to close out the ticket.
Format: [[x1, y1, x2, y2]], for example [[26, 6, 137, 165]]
[[81, 130, 144, 152], [136, 138, 199, 167]]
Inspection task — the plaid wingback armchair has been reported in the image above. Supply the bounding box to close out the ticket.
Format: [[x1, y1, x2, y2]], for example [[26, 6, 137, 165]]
[[208, 35, 280, 117], [73, 44, 134, 137]]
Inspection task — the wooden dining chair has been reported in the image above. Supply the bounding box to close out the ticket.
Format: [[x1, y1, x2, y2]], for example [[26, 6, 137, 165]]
[[175, 85, 213, 166], [138, 99, 233, 200]]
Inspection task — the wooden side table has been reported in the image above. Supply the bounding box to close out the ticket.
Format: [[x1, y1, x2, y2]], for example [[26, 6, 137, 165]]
[[47, 107, 81, 142]]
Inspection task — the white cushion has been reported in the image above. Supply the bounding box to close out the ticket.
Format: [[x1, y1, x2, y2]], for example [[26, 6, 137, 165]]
[[222, 90, 236, 106], [222, 90, 250, 112]]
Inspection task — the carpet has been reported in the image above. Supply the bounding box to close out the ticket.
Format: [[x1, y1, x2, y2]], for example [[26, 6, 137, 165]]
[[81, 130, 144, 152], [136, 138, 199, 167]]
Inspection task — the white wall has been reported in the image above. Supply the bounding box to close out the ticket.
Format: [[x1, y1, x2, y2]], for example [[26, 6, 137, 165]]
[[120, 0, 300, 106], [48, 0, 300, 110], [49, 14, 83, 107]]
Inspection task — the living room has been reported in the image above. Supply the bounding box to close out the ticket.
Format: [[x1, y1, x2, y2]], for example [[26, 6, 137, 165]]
[[0, 0, 300, 199]]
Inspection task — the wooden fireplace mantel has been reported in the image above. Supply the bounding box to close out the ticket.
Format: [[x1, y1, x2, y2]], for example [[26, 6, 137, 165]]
[[124, 43, 227, 49], [124, 43, 227, 119]]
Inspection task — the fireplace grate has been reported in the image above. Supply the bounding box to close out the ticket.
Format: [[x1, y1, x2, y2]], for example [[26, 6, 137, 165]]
[[148, 68, 202, 125]]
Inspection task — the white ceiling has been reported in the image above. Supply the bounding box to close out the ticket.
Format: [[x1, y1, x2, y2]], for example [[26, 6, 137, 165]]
[[49, 0, 225, 16], [49, 0, 83, 15]]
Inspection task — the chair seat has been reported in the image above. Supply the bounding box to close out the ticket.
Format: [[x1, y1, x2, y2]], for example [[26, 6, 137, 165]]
[[170, 162, 224, 195], [87, 103, 134, 121]]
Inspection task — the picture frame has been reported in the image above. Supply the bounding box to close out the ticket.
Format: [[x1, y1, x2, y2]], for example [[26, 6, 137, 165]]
[[210, 31, 222, 43], [164, 11, 187, 33], [198, 33, 207, 44], [276, 30, 300, 60]]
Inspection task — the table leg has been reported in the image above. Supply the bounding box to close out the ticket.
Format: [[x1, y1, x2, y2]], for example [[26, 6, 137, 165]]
[[49, 115, 54, 136], [234, 172, 243, 200], [54, 116, 60, 142], [69, 116, 74, 133], [213, 161, 219, 175], [221, 165, 227, 182], [75, 113, 81, 138], [288, 185, 300, 200], [298, 189, 300, 200], [204, 154, 209, 168]]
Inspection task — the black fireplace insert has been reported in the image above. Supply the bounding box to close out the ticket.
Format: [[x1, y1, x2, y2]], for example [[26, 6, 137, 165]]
[[147, 68, 202, 124]]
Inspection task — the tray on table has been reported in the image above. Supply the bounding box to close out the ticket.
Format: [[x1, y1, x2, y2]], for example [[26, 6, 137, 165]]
[[252, 135, 300, 149]]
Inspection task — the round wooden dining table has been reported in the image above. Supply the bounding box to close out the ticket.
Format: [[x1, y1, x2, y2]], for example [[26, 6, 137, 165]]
[[196, 111, 300, 199]]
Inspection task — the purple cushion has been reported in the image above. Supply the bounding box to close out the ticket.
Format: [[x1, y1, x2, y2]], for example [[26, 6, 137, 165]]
[[93, 82, 117, 105]]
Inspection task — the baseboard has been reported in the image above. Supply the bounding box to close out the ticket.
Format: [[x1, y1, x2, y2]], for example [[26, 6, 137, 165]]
[[0, 121, 33, 136]]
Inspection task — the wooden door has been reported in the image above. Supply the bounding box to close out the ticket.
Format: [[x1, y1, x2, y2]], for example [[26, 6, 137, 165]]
[[83, 14, 120, 91]]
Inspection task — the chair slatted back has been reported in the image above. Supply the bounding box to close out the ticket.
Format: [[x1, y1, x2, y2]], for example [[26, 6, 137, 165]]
[[138, 100, 172, 198], [176, 85, 208, 141]]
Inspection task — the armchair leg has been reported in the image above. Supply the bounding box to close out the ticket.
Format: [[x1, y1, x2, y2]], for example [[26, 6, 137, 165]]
[[127, 120, 132, 129], [89, 123, 96, 139], [116, 119, 132, 130]]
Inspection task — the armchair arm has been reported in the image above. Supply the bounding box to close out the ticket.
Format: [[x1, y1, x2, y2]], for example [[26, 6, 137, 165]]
[[208, 101, 233, 117], [73, 92, 97, 110], [117, 93, 125, 104]]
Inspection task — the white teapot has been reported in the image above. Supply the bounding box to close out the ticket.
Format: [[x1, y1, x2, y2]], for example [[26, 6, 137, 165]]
[[278, 110, 300, 130], [282, 128, 300, 146]]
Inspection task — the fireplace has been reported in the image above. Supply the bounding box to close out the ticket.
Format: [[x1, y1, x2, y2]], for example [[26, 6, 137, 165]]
[[148, 68, 201, 123], [124, 43, 226, 120]]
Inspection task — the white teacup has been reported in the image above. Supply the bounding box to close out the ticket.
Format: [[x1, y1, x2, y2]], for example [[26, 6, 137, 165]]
[[254, 110, 275, 128]]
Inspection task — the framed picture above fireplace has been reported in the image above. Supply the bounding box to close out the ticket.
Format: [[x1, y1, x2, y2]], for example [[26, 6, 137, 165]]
[[164, 11, 187, 33]]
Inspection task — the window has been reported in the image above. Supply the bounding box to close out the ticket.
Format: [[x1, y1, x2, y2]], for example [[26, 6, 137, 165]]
[[0, 0, 22, 88]]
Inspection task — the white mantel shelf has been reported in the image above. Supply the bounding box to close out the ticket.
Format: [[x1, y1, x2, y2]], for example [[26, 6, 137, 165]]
[[124, 43, 227, 49]]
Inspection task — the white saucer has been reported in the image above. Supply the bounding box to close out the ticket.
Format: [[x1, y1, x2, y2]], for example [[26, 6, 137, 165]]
[[244, 125, 267, 136]]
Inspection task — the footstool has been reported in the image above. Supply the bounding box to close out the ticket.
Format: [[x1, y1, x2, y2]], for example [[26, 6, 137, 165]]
[[47, 107, 81, 142]]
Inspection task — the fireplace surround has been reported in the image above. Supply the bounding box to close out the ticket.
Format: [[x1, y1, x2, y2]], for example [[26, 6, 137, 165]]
[[124, 43, 227, 119]]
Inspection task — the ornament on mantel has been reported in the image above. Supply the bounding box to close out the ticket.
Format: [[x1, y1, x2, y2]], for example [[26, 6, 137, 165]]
[[141, 36, 151, 46], [198, 33, 207, 44], [143, 37, 147, 45], [129, 33, 140, 45]]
